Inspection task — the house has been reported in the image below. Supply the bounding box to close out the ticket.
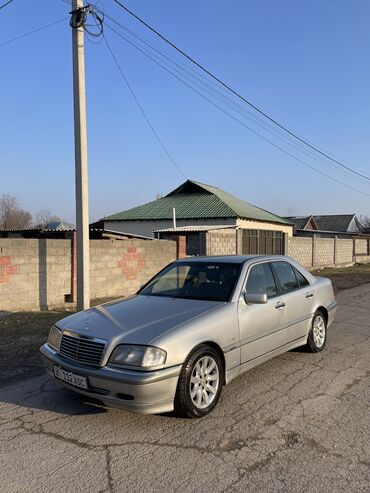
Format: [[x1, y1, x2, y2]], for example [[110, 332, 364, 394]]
[[284, 213, 364, 238], [284, 215, 319, 231], [103, 180, 294, 255], [312, 214, 363, 233]]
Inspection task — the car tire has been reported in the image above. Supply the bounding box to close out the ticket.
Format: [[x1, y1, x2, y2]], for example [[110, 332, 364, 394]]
[[306, 311, 327, 352], [174, 345, 223, 418]]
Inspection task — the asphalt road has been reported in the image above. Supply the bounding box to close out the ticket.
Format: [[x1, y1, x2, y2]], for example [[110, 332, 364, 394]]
[[1, 284, 370, 493]]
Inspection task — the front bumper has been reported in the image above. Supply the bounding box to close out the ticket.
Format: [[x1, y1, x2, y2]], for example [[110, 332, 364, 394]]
[[40, 343, 182, 414]]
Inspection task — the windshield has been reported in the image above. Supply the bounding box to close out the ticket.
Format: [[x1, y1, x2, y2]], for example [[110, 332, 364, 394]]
[[139, 262, 241, 302]]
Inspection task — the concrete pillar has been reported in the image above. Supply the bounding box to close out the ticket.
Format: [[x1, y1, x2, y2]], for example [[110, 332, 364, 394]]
[[334, 236, 338, 266], [312, 235, 316, 268], [283, 233, 288, 256], [236, 229, 243, 255]]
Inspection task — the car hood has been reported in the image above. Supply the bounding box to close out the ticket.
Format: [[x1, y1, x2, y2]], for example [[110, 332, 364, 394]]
[[57, 295, 223, 346]]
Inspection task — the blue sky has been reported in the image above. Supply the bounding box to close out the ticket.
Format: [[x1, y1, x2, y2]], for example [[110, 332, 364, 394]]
[[1, 0, 370, 224]]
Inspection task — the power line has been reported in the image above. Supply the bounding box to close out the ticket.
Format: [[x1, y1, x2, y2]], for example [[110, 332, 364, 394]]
[[103, 33, 187, 180], [103, 15, 370, 188], [111, 0, 370, 183], [0, 18, 67, 47], [0, 0, 15, 11], [105, 22, 370, 198]]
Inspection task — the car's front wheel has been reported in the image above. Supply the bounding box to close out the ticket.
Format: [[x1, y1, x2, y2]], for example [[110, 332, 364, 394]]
[[306, 311, 327, 352], [174, 345, 223, 418]]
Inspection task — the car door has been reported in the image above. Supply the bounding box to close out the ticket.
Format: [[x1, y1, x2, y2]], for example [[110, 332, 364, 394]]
[[238, 261, 287, 365], [270, 261, 314, 343]]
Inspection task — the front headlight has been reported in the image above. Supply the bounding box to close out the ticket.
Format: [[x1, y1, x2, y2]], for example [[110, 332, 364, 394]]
[[109, 345, 167, 369], [47, 325, 62, 351]]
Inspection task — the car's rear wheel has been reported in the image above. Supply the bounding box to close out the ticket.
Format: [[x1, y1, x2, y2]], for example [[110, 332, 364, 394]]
[[306, 311, 327, 352], [174, 345, 223, 418]]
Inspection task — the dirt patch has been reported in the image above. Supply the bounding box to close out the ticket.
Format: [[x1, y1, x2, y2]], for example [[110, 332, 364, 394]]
[[311, 263, 370, 293], [0, 311, 71, 387]]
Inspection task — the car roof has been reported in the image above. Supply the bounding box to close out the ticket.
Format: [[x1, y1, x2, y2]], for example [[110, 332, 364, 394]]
[[175, 255, 288, 264]]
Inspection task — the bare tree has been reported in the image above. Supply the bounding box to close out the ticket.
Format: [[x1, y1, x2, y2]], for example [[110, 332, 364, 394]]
[[0, 194, 32, 230], [34, 209, 61, 228]]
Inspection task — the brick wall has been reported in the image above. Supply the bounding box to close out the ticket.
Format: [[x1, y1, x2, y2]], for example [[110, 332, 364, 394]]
[[206, 229, 237, 256], [0, 238, 176, 312]]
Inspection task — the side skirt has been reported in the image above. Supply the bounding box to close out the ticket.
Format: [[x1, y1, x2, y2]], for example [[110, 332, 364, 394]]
[[225, 336, 307, 385]]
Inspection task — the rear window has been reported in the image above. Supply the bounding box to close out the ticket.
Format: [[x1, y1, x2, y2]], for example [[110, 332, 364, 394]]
[[271, 261, 299, 293], [293, 266, 310, 287]]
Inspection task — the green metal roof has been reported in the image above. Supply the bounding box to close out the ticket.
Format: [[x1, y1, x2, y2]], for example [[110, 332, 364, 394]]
[[104, 180, 293, 226]]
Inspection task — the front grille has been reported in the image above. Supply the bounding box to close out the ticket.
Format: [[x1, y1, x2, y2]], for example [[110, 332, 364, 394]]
[[59, 333, 106, 366]]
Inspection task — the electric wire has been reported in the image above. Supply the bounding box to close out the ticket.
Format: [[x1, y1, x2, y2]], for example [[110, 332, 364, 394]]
[[103, 33, 188, 179], [105, 22, 370, 198], [0, 0, 14, 11], [0, 18, 67, 47], [111, 0, 370, 183], [103, 17, 370, 187]]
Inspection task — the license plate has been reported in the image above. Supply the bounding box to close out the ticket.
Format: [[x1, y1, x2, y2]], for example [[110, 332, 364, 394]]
[[54, 366, 88, 390]]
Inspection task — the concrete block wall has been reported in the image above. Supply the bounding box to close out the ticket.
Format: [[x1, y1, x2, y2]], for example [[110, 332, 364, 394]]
[[287, 237, 355, 268], [0, 238, 177, 312], [355, 239, 368, 255], [90, 239, 176, 300], [287, 237, 313, 268], [206, 229, 237, 256], [314, 238, 335, 267], [0, 238, 72, 312], [336, 239, 353, 265]]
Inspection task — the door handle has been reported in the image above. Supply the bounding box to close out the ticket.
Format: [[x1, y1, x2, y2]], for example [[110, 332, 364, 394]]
[[275, 301, 285, 309], [305, 292, 314, 299]]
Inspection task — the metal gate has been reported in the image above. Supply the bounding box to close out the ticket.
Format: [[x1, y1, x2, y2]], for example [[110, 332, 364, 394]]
[[241, 229, 284, 255]]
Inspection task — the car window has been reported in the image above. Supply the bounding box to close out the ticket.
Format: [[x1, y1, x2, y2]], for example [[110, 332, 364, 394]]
[[151, 265, 191, 293], [140, 262, 241, 302], [293, 266, 310, 287], [271, 261, 299, 293], [245, 263, 277, 298]]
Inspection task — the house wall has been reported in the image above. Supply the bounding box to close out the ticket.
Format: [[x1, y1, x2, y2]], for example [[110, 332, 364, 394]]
[[237, 219, 293, 236], [104, 218, 237, 238], [0, 238, 177, 312]]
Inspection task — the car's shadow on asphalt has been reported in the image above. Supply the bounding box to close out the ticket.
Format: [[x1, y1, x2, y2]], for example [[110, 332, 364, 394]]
[[0, 375, 110, 416]]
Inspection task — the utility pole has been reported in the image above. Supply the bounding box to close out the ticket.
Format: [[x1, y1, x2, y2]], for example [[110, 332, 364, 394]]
[[71, 0, 90, 310]]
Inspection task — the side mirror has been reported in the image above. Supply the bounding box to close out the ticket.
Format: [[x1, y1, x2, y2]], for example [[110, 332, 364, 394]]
[[244, 292, 268, 305]]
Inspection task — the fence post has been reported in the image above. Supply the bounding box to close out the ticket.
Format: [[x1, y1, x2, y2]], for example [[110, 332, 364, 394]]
[[334, 236, 338, 266], [353, 237, 356, 263], [283, 233, 288, 256], [236, 229, 243, 255], [312, 235, 316, 268]]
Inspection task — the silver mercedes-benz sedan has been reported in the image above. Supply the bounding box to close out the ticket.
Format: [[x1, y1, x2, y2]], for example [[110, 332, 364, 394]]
[[40, 255, 337, 418]]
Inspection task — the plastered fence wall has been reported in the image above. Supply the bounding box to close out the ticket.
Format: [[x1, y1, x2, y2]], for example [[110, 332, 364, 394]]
[[287, 237, 370, 269], [0, 238, 177, 312]]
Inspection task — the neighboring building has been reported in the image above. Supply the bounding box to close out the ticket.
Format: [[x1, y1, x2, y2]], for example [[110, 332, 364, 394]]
[[313, 214, 363, 233], [103, 180, 294, 255], [104, 180, 293, 237], [284, 215, 319, 231], [284, 213, 364, 238], [46, 221, 75, 230]]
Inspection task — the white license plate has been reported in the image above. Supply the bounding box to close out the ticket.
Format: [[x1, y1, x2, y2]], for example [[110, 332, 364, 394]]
[[54, 366, 88, 390]]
